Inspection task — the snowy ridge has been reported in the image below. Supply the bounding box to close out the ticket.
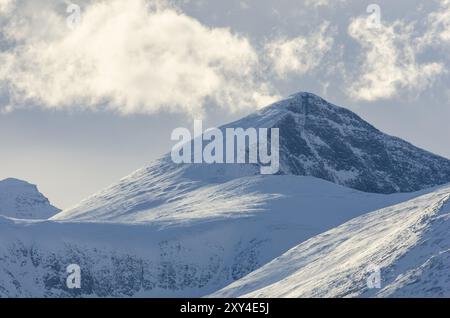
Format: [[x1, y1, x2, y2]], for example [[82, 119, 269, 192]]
[[0, 176, 424, 297], [211, 184, 450, 298], [0, 178, 60, 220], [52, 157, 260, 222]]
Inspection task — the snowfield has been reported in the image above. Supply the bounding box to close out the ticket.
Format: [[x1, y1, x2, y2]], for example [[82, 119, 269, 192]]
[[212, 184, 450, 298], [0, 175, 425, 297]]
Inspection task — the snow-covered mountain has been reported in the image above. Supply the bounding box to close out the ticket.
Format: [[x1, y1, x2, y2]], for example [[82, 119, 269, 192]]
[[1, 92, 450, 297], [0, 178, 60, 219], [231, 92, 450, 193], [0, 176, 426, 297], [53, 92, 450, 223], [212, 184, 450, 298]]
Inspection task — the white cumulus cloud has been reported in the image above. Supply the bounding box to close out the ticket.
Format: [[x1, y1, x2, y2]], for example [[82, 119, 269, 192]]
[[0, 0, 278, 116]]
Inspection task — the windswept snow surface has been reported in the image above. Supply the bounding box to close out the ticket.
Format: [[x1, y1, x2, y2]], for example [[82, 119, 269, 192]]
[[0, 178, 60, 220], [52, 158, 260, 223], [0, 176, 423, 297], [211, 184, 450, 298]]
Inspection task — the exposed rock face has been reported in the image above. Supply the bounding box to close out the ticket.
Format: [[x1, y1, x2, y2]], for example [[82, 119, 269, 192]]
[[233, 92, 450, 193]]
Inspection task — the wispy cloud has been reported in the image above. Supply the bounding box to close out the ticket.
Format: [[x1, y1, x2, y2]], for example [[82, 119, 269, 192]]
[[0, 0, 14, 14], [347, 16, 444, 102], [264, 22, 334, 78], [420, 0, 450, 47], [304, 0, 347, 8], [0, 0, 278, 116], [2, 0, 449, 113]]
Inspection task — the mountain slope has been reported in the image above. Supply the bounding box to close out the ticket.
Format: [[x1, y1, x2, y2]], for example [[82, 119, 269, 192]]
[[231, 92, 450, 193], [0, 176, 424, 297], [0, 178, 60, 219], [53, 92, 450, 223], [211, 184, 450, 298]]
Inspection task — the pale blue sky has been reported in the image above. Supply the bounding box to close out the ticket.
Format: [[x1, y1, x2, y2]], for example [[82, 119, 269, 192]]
[[1, 0, 450, 208]]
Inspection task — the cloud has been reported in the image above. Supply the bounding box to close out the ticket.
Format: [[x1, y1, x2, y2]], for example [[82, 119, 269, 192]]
[[4, 0, 447, 113], [264, 22, 335, 78], [420, 0, 450, 47], [304, 0, 347, 8], [0, 0, 14, 14], [0, 0, 278, 116], [347, 16, 444, 102]]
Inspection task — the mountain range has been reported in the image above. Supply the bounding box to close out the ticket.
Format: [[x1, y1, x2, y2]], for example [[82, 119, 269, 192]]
[[1, 92, 449, 297]]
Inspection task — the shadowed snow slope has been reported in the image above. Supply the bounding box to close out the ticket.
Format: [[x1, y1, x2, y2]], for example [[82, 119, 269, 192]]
[[211, 184, 450, 298], [0, 176, 423, 297], [0, 178, 60, 220]]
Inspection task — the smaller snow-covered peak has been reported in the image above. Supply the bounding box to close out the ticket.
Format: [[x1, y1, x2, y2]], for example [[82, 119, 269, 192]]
[[0, 178, 38, 191], [0, 178, 60, 220], [1, 178, 23, 183]]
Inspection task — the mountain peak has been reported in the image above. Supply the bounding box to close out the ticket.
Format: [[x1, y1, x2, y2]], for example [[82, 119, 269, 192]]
[[233, 93, 450, 193], [269, 91, 350, 116], [288, 91, 324, 100], [0, 178, 41, 193], [0, 178, 60, 219], [0, 177, 33, 185]]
